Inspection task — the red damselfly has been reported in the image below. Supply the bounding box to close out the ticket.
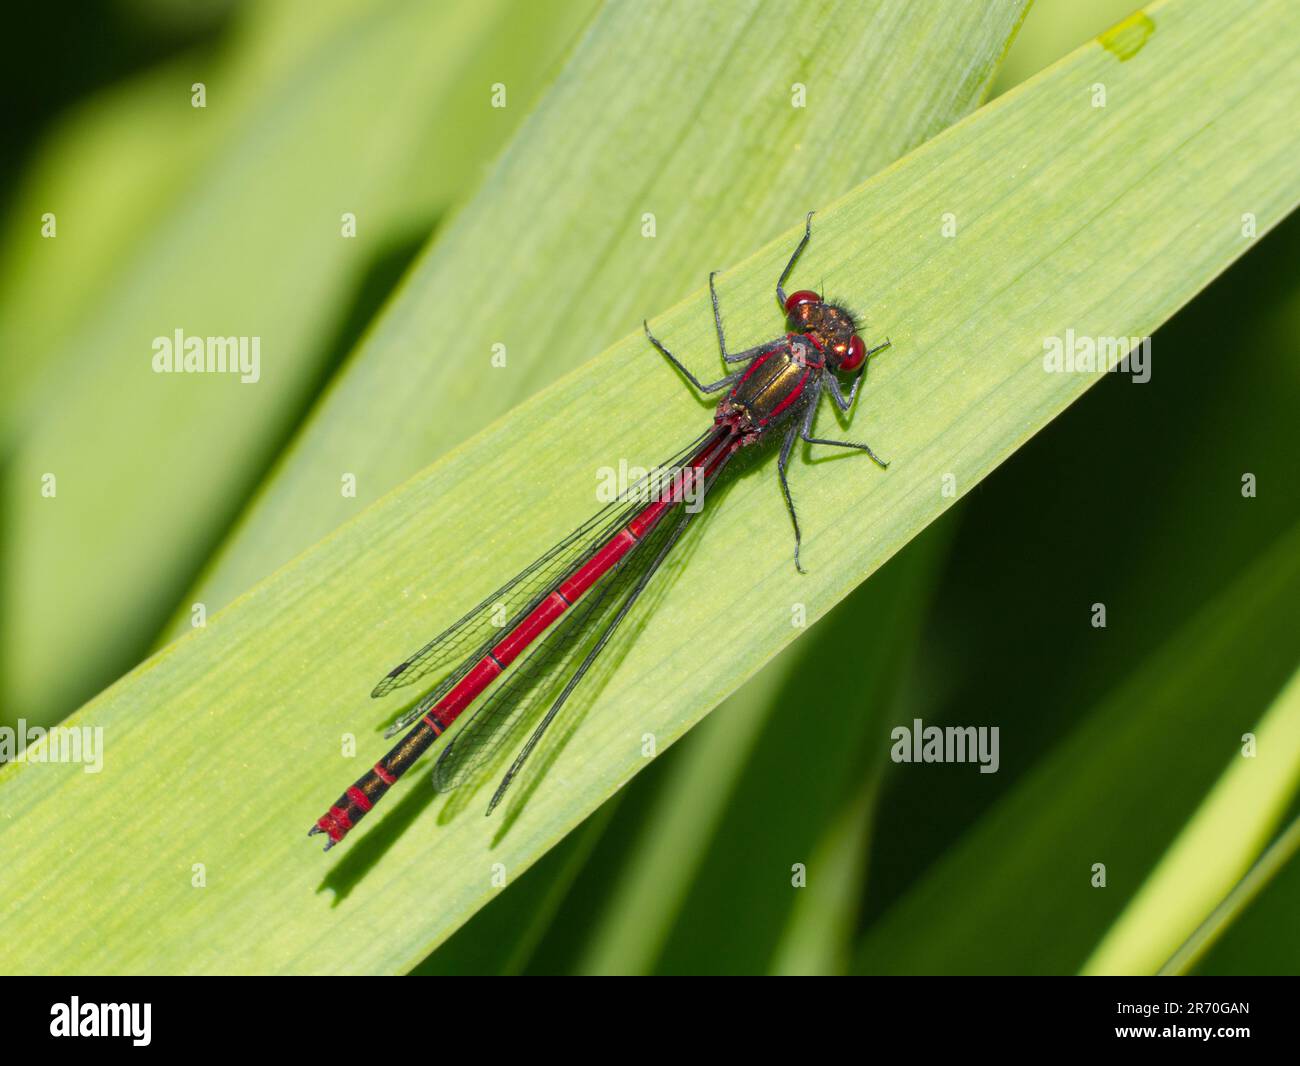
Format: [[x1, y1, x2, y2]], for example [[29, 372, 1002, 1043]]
[[310, 213, 891, 849]]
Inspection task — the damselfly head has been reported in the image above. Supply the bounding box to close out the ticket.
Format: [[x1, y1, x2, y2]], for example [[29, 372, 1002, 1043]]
[[784, 290, 867, 373]]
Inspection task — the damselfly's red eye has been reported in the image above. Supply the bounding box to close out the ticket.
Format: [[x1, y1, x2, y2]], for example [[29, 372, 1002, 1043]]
[[783, 290, 820, 314], [840, 334, 866, 372]]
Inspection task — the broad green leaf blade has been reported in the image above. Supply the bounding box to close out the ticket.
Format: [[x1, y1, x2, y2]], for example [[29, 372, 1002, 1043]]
[[166, 0, 1031, 639], [1, 0, 598, 727], [436, 1, 1281, 976], [0, 0, 1296, 975], [1081, 664, 1300, 975], [853, 524, 1300, 974]]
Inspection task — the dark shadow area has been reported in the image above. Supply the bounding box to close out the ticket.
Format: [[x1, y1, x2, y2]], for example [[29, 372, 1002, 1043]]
[[317, 778, 435, 905], [0, 3, 233, 213]]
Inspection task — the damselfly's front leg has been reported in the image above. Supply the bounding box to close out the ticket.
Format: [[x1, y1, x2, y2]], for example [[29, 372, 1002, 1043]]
[[824, 339, 890, 411], [644, 320, 744, 395], [775, 210, 815, 310]]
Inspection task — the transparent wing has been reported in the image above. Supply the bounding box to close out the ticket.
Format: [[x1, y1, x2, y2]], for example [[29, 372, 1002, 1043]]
[[484, 505, 700, 813], [373, 427, 719, 732], [432, 496, 698, 801]]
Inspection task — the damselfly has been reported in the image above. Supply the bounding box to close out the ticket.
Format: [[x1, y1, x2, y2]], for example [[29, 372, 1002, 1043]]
[[310, 213, 891, 849]]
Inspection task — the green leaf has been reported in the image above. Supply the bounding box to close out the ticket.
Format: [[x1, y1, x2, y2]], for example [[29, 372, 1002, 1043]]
[[165, 0, 1031, 636], [431, 0, 1300, 976], [1, 0, 599, 726], [1, 0, 1296, 975]]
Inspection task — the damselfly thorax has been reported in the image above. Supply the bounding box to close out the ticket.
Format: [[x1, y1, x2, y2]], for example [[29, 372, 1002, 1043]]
[[716, 332, 828, 443]]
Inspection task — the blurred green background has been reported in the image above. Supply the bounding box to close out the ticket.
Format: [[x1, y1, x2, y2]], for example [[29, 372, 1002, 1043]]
[[2, 0, 1295, 974]]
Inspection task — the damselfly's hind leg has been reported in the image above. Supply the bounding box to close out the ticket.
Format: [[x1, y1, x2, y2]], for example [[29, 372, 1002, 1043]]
[[776, 210, 815, 310], [776, 423, 807, 575], [644, 320, 743, 395]]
